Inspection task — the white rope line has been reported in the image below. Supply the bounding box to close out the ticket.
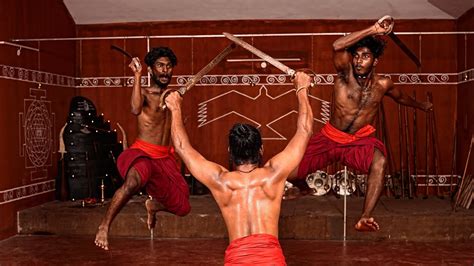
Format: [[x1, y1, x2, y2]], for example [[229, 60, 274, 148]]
[[11, 31, 474, 42]]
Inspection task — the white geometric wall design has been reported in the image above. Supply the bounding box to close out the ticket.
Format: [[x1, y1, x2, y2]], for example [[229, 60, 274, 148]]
[[197, 85, 330, 140], [19, 86, 55, 181]]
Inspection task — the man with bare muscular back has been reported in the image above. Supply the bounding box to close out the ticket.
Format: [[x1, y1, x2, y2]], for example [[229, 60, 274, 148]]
[[94, 47, 190, 250], [288, 17, 432, 232], [165, 72, 313, 264]]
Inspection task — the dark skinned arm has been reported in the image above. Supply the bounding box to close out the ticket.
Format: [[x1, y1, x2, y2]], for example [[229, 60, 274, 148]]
[[129, 57, 144, 115], [385, 78, 433, 111]]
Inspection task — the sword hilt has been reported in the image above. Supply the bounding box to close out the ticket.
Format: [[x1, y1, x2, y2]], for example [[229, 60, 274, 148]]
[[287, 69, 296, 77], [159, 88, 184, 110], [294, 68, 317, 88], [289, 69, 315, 87], [376, 15, 394, 35]]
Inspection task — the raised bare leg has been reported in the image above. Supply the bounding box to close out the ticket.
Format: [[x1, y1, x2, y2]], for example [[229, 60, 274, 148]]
[[145, 197, 166, 230], [355, 148, 386, 232], [94, 167, 141, 250]]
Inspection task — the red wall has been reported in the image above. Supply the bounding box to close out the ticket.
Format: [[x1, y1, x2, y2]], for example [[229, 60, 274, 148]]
[[77, 20, 458, 177], [456, 8, 474, 180], [1, 3, 472, 240], [0, 0, 76, 239]]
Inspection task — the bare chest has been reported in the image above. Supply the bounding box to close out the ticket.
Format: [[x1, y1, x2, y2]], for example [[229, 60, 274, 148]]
[[335, 78, 384, 109], [144, 93, 164, 112], [139, 97, 169, 128]]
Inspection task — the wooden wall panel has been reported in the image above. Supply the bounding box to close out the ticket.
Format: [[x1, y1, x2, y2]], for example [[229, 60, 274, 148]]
[[77, 19, 459, 178], [0, 1, 469, 240], [0, 0, 76, 240], [377, 84, 457, 174], [421, 35, 458, 73], [148, 39, 193, 76], [456, 8, 474, 179], [378, 34, 421, 73], [79, 39, 146, 77], [311, 35, 337, 73]]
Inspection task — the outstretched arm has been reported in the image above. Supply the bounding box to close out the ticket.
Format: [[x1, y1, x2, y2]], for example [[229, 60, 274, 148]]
[[129, 57, 144, 115], [385, 79, 433, 111], [265, 72, 314, 182], [333, 18, 392, 77], [165, 92, 227, 192]]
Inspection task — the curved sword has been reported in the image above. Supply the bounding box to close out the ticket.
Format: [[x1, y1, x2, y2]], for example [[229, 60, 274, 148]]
[[377, 15, 421, 69], [388, 32, 421, 69], [110, 45, 133, 59]]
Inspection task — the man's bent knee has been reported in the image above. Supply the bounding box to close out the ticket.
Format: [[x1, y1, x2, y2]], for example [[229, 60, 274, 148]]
[[122, 168, 142, 195], [372, 150, 387, 172]]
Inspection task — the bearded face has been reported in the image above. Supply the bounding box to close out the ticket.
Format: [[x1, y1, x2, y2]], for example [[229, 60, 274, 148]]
[[150, 57, 174, 88]]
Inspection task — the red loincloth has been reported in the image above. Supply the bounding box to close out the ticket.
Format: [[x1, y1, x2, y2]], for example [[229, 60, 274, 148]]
[[297, 123, 387, 178], [129, 139, 176, 159], [117, 139, 190, 216], [321, 123, 376, 144], [224, 234, 286, 266]]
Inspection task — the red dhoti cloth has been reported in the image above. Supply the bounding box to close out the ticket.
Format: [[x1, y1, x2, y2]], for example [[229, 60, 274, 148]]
[[297, 123, 387, 178], [224, 234, 286, 266], [117, 139, 190, 216]]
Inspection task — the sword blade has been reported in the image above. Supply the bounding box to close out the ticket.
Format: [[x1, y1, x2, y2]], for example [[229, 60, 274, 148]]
[[159, 43, 236, 109], [181, 43, 236, 94], [223, 32, 295, 76], [388, 33, 421, 69], [110, 45, 133, 59]]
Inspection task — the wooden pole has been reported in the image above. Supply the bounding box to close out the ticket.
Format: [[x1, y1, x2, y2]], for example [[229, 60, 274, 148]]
[[454, 135, 474, 211]]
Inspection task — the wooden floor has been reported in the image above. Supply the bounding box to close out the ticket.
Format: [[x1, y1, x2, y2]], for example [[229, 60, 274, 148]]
[[10, 195, 474, 265], [0, 235, 473, 265]]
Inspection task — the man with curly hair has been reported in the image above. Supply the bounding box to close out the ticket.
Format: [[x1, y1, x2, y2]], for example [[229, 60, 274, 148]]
[[95, 47, 190, 250], [288, 18, 432, 232]]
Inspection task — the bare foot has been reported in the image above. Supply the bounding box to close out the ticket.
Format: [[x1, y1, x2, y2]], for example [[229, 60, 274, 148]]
[[145, 198, 163, 230], [355, 217, 380, 232], [94, 226, 110, 250]]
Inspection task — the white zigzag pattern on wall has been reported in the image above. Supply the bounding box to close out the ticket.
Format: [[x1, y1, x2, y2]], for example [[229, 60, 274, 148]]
[[320, 101, 331, 124], [197, 85, 329, 140]]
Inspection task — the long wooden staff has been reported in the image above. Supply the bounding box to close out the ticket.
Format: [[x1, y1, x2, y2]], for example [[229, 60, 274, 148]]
[[450, 131, 457, 196], [454, 135, 474, 211], [428, 92, 442, 198], [404, 106, 413, 198], [398, 104, 405, 198], [381, 102, 398, 198], [424, 92, 431, 199], [413, 91, 418, 197]]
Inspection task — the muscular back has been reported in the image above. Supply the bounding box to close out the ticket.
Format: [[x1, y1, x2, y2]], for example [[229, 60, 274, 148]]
[[168, 72, 314, 243], [212, 167, 286, 241], [136, 90, 171, 146]]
